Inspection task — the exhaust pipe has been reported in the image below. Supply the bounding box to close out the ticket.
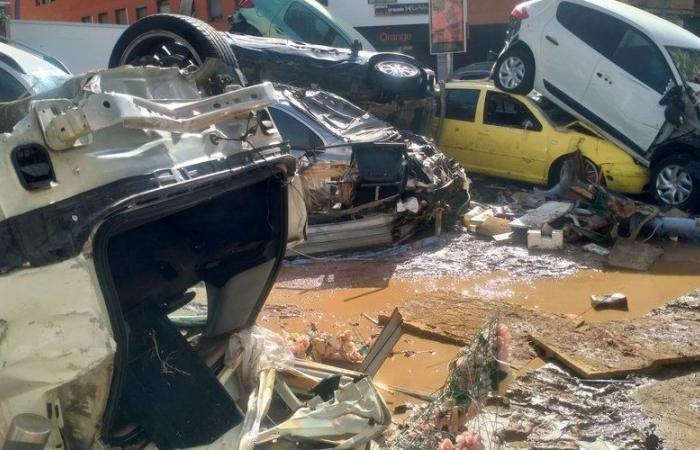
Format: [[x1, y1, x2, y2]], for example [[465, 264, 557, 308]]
[[2, 414, 51, 450]]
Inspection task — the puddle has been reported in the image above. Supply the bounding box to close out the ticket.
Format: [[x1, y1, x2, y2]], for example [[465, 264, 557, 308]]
[[264, 241, 700, 413]]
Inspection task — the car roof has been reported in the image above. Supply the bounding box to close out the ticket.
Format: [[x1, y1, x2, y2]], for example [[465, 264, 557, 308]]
[[445, 79, 495, 90], [578, 0, 700, 49]]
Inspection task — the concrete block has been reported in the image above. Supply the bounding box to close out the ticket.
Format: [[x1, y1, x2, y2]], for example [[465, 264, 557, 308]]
[[527, 229, 564, 250]]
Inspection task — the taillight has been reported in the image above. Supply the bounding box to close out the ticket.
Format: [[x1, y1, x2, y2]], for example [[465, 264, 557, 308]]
[[511, 5, 529, 19], [238, 0, 255, 8]]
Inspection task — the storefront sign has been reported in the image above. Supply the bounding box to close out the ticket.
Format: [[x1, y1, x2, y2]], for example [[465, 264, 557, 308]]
[[429, 0, 467, 54], [375, 3, 429, 16]]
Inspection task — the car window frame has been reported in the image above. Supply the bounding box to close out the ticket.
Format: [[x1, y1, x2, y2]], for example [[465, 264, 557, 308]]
[[269, 106, 326, 151], [609, 26, 675, 94], [483, 91, 543, 132], [443, 87, 481, 122], [0, 60, 32, 102], [556, 1, 627, 58], [283, 1, 349, 48]]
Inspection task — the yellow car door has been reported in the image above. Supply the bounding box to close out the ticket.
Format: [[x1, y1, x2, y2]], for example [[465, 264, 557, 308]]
[[478, 91, 550, 183], [435, 86, 491, 172]]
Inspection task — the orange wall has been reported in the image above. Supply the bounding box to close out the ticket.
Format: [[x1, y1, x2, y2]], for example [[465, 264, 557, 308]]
[[469, 0, 520, 25], [16, 0, 236, 30]]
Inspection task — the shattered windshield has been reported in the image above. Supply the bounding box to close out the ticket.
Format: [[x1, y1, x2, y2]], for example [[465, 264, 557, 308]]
[[527, 91, 575, 127], [667, 46, 700, 84], [285, 87, 390, 137]]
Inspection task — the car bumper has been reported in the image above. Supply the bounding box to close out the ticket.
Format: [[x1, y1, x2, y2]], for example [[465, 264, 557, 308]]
[[600, 163, 649, 194]]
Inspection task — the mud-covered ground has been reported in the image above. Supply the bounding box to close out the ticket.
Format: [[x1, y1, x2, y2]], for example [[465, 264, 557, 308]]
[[263, 225, 700, 449]]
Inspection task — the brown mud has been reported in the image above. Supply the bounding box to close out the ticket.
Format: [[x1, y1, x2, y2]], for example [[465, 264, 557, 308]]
[[262, 237, 700, 446]]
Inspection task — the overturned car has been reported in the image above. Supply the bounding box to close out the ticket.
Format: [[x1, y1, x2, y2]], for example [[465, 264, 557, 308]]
[[269, 85, 470, 254], [0, 65, 396, 449], [108, 14, 436, 135]]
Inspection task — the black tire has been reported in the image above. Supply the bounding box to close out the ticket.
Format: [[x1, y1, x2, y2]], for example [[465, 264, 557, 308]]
[[651, 154, 700, 211], [108, 14, 239, 80], [493, 46, 534, 95], [229, 21, 262, 37], [368, 54, 424, 98]]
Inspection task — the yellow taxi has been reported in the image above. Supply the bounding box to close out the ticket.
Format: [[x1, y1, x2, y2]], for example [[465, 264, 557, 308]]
[[434, 80, 649, 193]]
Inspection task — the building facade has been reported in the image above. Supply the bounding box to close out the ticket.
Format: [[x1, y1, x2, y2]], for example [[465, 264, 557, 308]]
[[325, 0, 519, 68], [12, 0, 235, 30]]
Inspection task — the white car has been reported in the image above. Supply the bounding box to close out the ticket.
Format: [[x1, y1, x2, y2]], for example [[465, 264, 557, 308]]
[[494, 0, 700, 209]]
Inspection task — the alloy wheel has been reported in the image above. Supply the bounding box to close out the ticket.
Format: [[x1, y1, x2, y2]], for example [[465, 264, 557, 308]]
[[119, 30, 203, 69], [498, 56, 525, 90], [655, 164, 693, 205], [375, 61, 420, 78]]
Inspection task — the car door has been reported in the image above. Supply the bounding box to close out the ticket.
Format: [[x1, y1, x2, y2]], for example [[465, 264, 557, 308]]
[[585, 25, 674, 157], [436, 87, 486, 171], [275, 1, 350, 47], [479, 91, 549, 183], [538, 1, 609, 100]]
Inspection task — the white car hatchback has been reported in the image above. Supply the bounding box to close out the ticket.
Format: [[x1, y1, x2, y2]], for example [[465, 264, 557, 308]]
[[494, 0, 700, 209]]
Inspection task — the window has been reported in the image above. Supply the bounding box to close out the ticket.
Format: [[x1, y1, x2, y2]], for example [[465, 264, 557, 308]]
[[556, 2, 626, 57], [444, 89, 480, 122], [483, 92, 542, 131], [611, 28, 673, 93], [115, 8, 128, 24], [0, 67, 27, 102], [157, 0, 170, 13], [269, 108, 323, 150], [208, 0, 223, 20], [81, 16, 92, 23], [136, 6, 148, 19], [97, 12, 109, 23], [284, 2, 348, 47]]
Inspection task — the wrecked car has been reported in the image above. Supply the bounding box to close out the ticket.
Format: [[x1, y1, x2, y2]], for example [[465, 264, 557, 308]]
[[495, 0, 700, 209], [0, 61, 395, 449], [436, 80, 649, 193], [108, 14, 436, 134], [270, 84, 470, 255]]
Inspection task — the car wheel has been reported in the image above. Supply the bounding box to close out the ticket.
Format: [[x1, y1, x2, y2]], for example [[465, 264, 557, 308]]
[[652, 154, 700, 210], [560, 157, 600, 185], [108, 14, 241, 93], [493, 46, 534, 95], [369, 55, 424, 98]]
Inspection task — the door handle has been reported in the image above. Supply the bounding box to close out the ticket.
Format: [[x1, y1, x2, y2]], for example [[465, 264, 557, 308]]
[[596, 72, 613, 85], [545, 35, 559, 46]]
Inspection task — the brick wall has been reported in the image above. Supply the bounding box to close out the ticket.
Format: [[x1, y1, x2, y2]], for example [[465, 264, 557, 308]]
[[16, 0, 236, 30]]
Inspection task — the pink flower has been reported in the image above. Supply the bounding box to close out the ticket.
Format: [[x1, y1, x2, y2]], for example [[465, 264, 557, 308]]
[[437, 438, 454, 450], [455, 432, 484, 450], [496, 323, 511, 372]]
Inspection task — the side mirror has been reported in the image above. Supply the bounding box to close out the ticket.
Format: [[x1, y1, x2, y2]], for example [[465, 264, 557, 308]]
[[522, 119, 534, 130]]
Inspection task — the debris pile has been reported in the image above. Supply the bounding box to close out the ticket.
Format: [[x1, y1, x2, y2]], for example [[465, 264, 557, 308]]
[[284, 326, 368, 363], [464, 157, 700, 271]]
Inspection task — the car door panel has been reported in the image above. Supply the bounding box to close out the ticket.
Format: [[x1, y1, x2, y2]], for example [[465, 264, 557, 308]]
[[480, 91, 549, 183], [540, 16, 599, 101], [437, 88, 490, 172], [585, 27, 671, 155]]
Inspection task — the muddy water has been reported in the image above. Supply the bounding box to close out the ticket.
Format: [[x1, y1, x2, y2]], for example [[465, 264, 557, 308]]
[[264, 241, 700, 408]]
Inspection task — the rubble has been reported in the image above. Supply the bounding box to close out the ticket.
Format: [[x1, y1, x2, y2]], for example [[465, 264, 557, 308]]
[[591, 293, 629, 310]]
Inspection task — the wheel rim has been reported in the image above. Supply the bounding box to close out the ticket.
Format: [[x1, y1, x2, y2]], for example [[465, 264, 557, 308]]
[[559, 158, 599, 184], [118, 30, 203, 69], [656, 164, 693, 205], [498, 56, 525, 90], [375, 61, 419, 78]]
